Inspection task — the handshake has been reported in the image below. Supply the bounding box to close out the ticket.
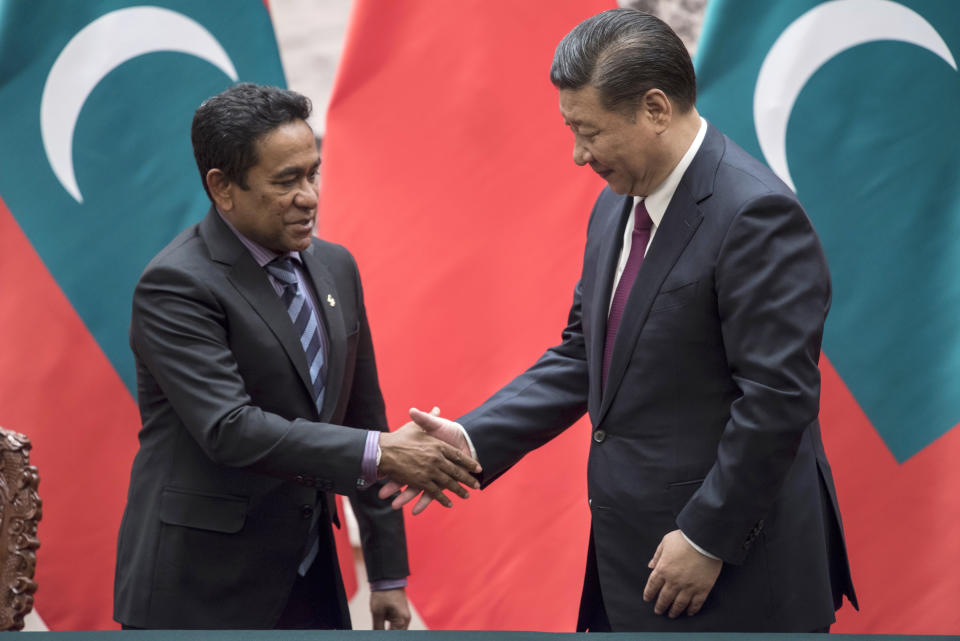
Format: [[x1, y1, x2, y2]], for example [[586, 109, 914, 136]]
[[376, 407, 477, 515]]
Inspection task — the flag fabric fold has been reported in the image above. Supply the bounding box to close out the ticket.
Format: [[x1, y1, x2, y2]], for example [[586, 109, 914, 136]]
[[0, 0, 288, 628], [696, 0, 960, 632], [322, 0, 614, 631]]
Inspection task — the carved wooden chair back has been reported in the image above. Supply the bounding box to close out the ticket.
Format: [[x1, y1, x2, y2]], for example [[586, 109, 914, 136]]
[[0, 428, 41, 631]]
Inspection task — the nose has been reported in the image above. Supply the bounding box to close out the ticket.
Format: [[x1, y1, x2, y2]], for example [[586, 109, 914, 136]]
[[573, 139, 592, 166], [294, 177, 318, 209]]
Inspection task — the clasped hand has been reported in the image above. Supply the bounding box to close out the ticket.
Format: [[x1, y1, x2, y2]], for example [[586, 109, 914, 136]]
[[379, 407, 474, 514], [377, 408, 480, 508]]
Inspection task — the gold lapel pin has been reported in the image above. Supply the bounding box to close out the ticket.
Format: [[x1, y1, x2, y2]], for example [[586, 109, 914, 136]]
[[327, 294, 336, 308]]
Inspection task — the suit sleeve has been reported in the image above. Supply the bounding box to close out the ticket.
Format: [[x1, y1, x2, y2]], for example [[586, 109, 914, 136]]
[[457, 195, 613, 485], [676, 192, 831, 564], [459, 278, 591, 486], [337, 255, 410, 582], [131, 262, 368, 495]]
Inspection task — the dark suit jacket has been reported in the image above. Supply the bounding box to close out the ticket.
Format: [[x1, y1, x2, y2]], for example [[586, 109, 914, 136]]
[[459, 123, 857, 632], [114, 209, 407, 628]]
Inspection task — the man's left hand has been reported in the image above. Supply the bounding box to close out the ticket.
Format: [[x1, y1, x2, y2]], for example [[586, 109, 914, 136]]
[[643, 529, 722, 618], [370, 587, 411, 630]]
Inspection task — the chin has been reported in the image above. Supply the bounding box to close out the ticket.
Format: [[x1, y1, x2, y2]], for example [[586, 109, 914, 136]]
[[606, 182, 630, 195]]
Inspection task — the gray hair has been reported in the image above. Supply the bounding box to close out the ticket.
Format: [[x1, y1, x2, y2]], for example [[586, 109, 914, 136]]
[[550, 8, 696, 114]]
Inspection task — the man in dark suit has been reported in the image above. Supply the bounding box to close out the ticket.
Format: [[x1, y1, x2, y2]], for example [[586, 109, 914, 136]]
[[114, 83, 480, 630], [388, 8, 857, 633]]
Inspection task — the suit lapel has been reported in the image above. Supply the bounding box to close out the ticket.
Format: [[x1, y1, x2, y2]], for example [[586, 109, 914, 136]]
[[595, 123, 724, 424], [200, 210, 322, 414], [233, 257, 320, 400], [587, 195, 633, 414], [599, 191, 703, 420], [299, 244, 347, 424]]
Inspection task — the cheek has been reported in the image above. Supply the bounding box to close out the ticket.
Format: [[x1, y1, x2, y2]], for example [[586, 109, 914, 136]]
[[263, 195, 292, 220], [258, 192, 277, 208], [593, 141, 618, 164], [612, 146, 639, 173]]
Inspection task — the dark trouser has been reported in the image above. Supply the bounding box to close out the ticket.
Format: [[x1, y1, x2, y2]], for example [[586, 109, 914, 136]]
[[580, 594, 829, 634], [578, 529, 612, 633], [584, 602, 613, 633], [275, 516, 350, 630], [576, 527, 830, 634]]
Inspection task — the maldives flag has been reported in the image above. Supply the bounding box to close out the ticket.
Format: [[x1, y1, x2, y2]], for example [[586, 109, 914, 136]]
[[0, 0, 291, 629], [695, 0, 960, 633], [322, 0, 613, 631]]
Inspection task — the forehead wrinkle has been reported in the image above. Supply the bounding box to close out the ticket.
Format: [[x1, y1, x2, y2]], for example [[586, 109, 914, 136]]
[[560, 90, 600, 126], [560, 106, 585, 127]]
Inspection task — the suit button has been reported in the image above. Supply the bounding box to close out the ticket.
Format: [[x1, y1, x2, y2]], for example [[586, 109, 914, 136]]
[[300, 505, 314, 519], [593, 429, 606, 443]]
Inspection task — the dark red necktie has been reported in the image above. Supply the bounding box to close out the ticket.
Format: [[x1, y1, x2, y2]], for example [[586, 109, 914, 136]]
[[603, 200, 653, 386]]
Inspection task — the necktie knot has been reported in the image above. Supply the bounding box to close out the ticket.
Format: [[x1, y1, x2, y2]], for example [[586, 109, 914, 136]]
[[265, 256, 299, 292]]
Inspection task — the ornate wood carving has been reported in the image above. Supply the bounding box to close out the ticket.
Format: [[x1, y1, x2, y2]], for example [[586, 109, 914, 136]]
[[0, 428, 41, 631]]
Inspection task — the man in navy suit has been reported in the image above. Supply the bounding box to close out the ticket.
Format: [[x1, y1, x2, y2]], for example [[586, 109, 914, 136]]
[[389, 8, 857, 633]]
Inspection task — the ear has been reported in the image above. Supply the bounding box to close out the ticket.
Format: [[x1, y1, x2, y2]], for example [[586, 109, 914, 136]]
[[640, 89, 672, 134], [206, 168, 234, 211]]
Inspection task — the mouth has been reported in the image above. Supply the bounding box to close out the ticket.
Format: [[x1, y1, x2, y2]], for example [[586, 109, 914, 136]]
[[592, 166, 612, 179], [287, 218, 315, 233]]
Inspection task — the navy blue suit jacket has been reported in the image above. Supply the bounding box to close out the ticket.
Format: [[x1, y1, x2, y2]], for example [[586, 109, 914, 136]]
[[460, 123, 857, 632]]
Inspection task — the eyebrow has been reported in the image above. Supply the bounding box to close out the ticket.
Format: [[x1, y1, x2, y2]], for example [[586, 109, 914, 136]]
[[563, 115, 594, 128], [271, 161, 320, 180]]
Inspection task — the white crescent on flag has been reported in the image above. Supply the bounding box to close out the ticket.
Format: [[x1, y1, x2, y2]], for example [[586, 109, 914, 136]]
[[40, 6, 238, 203], [753, 0, 956, 192]]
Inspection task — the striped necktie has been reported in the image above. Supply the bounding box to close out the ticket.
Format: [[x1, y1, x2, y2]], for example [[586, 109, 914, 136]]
[[266, 256, 330, 575], [265, 256, 326, 416]]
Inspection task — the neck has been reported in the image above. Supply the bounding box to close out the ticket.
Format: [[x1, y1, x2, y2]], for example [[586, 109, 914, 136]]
[[643, 107, 700, 195], [664, 107, 702, 167]]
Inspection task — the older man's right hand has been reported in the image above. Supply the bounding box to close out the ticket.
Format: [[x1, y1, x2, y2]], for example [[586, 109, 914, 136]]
[[379, 407, 476, 513], [377, 420, 481, 508]]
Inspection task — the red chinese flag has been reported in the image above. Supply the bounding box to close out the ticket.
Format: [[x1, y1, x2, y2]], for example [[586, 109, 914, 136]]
[[321, 0, 614, 631]]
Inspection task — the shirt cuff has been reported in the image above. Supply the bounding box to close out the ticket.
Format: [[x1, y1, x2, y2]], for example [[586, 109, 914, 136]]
[[454, 422, 478, 460], [681, 530, 721, 561], [358, 430, 380, 489], [370, 578, 408, 592]]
